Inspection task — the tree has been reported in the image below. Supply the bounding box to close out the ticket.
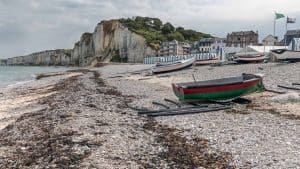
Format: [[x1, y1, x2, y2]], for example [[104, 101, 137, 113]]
[[162, 22, 175, 34], [167, 31, 185, 41]]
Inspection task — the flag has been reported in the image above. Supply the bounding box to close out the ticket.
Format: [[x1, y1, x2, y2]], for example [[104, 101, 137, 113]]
[[287, 17, 296, 23], [275, 12, 285, 19]]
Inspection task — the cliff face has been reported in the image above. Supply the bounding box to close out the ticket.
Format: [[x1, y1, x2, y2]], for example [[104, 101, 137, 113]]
[[7, 19, 157, 66], [72, 33, 94, 66], [7, 50, 72, 66], [73, 20, 156, 66]]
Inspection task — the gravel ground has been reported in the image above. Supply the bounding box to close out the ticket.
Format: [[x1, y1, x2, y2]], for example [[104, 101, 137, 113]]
[[0, 63, 299, 168], [0, 68, 236, 168], [100, 62, 300, 169]]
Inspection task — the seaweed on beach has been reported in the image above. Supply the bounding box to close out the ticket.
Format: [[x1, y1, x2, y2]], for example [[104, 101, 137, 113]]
[[0, 71, 94, 169], [142, 118, 236, 169]]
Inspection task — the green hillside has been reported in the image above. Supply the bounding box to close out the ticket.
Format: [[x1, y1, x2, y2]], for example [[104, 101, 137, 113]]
[[119, 16, 212, 50]]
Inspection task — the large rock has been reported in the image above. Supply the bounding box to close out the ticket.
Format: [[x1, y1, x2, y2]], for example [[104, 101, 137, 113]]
[[73, 20, 156, 66]]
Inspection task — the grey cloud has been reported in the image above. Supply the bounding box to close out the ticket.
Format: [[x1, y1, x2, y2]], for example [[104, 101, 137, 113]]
[[0, 0, 300, 58]]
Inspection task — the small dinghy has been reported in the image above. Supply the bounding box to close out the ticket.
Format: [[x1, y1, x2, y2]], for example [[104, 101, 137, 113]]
[[270, 49, 300, 62], [172, 73, 264, 102], [194, 56, 220, 65], [151, 57, 195, 74], [234, 52, 268, 63]]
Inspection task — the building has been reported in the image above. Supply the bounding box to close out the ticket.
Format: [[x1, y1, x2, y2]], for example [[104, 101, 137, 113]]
[[191, 38, 226, 54], [0, 59, 7, 66], [210, 38, 227, 53], [159, 40, 191, 56], [226, 31, 258, 47], [284, 30, 300, 46], [262, 35, 279, 46], [289, 38, 300, 51]]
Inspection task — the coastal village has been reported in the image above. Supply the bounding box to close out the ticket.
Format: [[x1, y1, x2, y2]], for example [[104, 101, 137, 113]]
[[1, 27, 300, 66], [0, 16, 300, 168]]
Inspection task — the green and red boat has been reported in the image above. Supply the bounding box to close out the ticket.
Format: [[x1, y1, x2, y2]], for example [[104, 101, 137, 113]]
[[172, 74, 264, 102]]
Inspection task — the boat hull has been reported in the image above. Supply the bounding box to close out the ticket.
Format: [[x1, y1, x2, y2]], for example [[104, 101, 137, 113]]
[[234, 54, 267, 63], [152, 58, 194, 74], [194, 58, 220, 65], [172, 75, 264, 101]]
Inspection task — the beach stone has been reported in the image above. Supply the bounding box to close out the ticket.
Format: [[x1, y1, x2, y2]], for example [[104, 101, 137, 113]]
[[271, 92, 300, 102]]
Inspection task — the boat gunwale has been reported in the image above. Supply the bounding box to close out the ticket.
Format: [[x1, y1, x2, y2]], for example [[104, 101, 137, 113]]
[[173, 75, 261, 89]]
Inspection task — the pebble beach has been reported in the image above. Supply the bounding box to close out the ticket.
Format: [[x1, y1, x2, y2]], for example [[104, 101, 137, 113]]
[[0, 62, 299, 168]]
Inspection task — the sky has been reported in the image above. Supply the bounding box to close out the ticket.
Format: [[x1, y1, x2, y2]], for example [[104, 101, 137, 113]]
[[1, 0, 300, 58]]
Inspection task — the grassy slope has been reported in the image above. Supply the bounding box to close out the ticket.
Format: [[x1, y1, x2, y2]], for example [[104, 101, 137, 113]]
[[119, 16, 212, 51]]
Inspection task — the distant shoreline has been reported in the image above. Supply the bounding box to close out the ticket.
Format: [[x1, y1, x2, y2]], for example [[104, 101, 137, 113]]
[[0, 66, 70, 88]]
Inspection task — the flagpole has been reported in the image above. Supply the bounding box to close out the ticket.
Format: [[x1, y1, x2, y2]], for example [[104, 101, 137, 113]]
[[273, 13, 275, 37], [274, 12, 276, 49], [285, 17, 288, 47]]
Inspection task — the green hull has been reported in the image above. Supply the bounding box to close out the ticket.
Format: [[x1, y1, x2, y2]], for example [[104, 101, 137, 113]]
[[174, 83, 264, 101]]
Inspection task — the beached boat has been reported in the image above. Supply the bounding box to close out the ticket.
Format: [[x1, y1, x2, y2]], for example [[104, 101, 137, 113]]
[[270, 49, 300, 62], [194, 56, 219, 65], [172, 74, 264, 102], [234, 52, 268, 63], [151, 57, 195, 74]]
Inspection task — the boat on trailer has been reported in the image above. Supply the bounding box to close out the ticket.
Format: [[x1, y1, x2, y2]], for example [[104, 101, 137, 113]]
[[151, 57, 195, 74], [172, 73, 264, 102], [234, 52, 268, 63]]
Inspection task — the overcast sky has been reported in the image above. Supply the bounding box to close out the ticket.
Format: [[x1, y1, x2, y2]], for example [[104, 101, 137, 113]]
[[1, 0, 300, 58]]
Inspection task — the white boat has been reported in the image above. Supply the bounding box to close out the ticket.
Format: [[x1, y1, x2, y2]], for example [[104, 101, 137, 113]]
[[151, 57, 195, 74], [270, 49, 300, 62], [234, 52, 268, 63], [194, 56, 220, 65]]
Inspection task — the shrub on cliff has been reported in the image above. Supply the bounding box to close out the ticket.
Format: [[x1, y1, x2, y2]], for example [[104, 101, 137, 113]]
[[119, 16, 212, 50]]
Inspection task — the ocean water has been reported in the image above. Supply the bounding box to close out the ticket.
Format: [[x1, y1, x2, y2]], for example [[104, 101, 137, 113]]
[[0, 66, 68, 88]]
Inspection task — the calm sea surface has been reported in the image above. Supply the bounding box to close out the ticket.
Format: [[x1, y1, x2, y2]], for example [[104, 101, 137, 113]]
[[0, 66, 68, 88]]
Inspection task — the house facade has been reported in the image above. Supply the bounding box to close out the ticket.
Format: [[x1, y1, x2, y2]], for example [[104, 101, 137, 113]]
[[262, 35, 279, 46], [289, 38, 300, 51], [0, 59, 7, 66], [159, 40, 191, 56], [285, 30, 300, 46], [226, 31, 258, 47], [191, 38, 226, 54]]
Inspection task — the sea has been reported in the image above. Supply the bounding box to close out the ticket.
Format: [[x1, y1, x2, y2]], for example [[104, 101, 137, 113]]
[[0, 66, 68, 88]]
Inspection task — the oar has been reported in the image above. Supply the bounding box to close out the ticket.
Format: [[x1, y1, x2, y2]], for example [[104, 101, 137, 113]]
[[147, 106, 232, 117], [138, 105, 225, 115]]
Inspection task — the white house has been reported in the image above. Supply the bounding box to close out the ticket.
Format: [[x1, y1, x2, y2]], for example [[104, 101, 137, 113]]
[[288, 38, 300, 51], [262, 35, 279, 46]]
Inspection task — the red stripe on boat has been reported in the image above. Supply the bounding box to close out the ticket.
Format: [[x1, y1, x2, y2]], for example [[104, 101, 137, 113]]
[[178, 79, 261, 94]]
